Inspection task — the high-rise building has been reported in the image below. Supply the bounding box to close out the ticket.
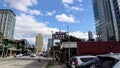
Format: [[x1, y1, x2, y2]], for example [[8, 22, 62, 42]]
[[92, 0, 120, 41], [0, 9, 16, 39], [47, 38, 53, 56], [88, 31, 94, 40], [47, 38, 53, 51], [36, 34, 44, 53]]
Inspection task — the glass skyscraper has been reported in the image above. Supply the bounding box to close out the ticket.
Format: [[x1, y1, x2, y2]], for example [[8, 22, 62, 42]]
[[92, 0, 120, 41], [0, 9, 16, 39]]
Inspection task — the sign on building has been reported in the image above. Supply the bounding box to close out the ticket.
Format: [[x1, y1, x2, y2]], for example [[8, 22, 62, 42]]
[[52, 32, 67, 39]]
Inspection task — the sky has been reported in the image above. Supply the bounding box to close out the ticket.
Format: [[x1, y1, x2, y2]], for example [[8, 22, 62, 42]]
[[0, 0, 96, 49]]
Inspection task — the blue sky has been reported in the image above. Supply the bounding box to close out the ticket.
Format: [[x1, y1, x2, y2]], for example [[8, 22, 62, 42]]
[[0, 0, 96, 48]]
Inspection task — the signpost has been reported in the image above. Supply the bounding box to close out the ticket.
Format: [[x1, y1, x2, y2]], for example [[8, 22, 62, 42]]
[[2, 44, 5, 58], [52, 31, 67, 60], [52, 32, 67, 39]]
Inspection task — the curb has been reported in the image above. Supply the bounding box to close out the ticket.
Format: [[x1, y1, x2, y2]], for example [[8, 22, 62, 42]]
[[41, 62, 47, 68], [0, 56, 15, 60]]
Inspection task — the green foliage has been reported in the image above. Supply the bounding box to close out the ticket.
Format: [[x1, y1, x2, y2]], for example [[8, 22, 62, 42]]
[[0, 32, 3, 40], [2, 39, 8, 45], [88, 39, 95, 41], [61, 35, 82, 42], [46, 60, 55, 68]]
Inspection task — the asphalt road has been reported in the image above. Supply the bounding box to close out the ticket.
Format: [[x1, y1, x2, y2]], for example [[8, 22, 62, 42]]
[[0, 56, 48, 68]]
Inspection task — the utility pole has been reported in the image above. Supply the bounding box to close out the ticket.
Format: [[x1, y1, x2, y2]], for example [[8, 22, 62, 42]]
[[2, 44, 4, 58], [67, 26, 70, 60], [52, 31, 54, 60]]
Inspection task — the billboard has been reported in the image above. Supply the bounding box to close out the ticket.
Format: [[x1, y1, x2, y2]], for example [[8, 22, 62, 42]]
[[52, 32, 67, 39]]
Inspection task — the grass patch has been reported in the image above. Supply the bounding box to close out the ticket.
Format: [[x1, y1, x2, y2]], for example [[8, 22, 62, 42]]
[[46, 60, 55, 68]]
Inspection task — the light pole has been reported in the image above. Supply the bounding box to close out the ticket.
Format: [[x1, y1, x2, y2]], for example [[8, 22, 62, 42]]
[[67, 26, 70, 60], [2, 44, 5, 58], [52, 31, 55, 60]]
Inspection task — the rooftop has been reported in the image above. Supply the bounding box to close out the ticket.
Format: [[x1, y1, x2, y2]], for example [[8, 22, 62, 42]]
[[0, 9, 16, 16]]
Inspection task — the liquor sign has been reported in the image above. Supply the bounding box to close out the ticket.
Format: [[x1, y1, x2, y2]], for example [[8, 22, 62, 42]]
[[52, 32, 67, 39], [56, 32, 67, 35]]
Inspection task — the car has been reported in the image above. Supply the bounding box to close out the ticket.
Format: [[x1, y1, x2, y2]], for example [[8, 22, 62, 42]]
[[23, 53, 29, 56], [30, 53, 36, 57], [90, 53, 120, 68], [69, 55, 96, 68], [39, 53, 44, 56], [77, 57, 99, 68], [16, 53, 23, 57]]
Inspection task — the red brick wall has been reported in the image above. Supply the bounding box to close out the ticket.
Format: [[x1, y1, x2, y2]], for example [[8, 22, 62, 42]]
[[77, 42, 120, 55]]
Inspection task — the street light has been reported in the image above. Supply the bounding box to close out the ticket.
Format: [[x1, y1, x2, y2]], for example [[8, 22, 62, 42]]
[[2, 44, 5, 58], [67, 26, 70, 60], [52, 31, 55, 60]]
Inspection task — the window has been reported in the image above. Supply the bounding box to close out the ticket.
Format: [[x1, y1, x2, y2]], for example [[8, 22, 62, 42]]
[[80, 58, 95, 62]]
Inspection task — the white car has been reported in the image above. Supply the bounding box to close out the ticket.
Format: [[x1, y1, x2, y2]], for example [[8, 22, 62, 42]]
[[70, 55, 96, 68], [16, 54, 23, 57], [30, 53, 36, 57], [90, 53, 120, 68]]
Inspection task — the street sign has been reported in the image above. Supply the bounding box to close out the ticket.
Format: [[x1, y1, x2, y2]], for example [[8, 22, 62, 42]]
[[56, 32, 66, 35]]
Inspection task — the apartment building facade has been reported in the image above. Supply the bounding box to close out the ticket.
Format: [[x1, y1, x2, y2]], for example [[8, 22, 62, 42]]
[[92, 0, 120, 41], [0, 9, 16, 39]]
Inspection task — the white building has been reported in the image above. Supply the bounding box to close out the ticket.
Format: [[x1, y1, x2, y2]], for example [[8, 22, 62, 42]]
[[0, 9, 16, 39], [36, 34, 44, 53]]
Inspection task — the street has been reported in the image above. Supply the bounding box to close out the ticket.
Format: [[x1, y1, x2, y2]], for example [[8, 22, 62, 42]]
[[0, 56, 48, 68]]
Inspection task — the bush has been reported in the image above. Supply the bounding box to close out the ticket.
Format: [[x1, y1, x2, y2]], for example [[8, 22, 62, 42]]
[[46, 60, 55, 68]]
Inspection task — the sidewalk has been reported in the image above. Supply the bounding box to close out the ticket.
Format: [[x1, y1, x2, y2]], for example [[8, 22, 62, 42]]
[[0, 56, 15, 60], [50, 61, 66, 68]]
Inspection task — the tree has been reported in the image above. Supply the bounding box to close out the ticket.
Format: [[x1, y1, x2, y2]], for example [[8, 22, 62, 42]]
[[61, 35, 82, 42], [0, 32, 3, 43], [2, 39, 8, 45], [88, 39, 95, 42], [0, 32, 3, 40]]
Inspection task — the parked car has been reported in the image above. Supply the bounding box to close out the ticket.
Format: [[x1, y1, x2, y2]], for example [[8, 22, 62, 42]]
[[69, 55, 96, 68], [39, 53, 44, 56], [77, 57, 99, 68], [16, 53, 23, 57], [90, 53, 120, 68], [30, 53, 36, 57]]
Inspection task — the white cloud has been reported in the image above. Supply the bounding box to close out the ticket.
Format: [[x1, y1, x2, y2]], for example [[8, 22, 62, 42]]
[[62, 0, 84, 11], [71, 6, 84, 11], [4, 0, 43, 15], [62, 0, 73, 4], [29, 9, 41, 15], [78, 0, 82, 3], [70, 31, 97, 40], [63, 4, 84, 11], [70, 31, 88, 40], [4, 0, 38, 12], [64, 3, 69, 8], [45, 11, 56, 16], [55, 14, 75, 23], [14, 13, 59, 44]]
